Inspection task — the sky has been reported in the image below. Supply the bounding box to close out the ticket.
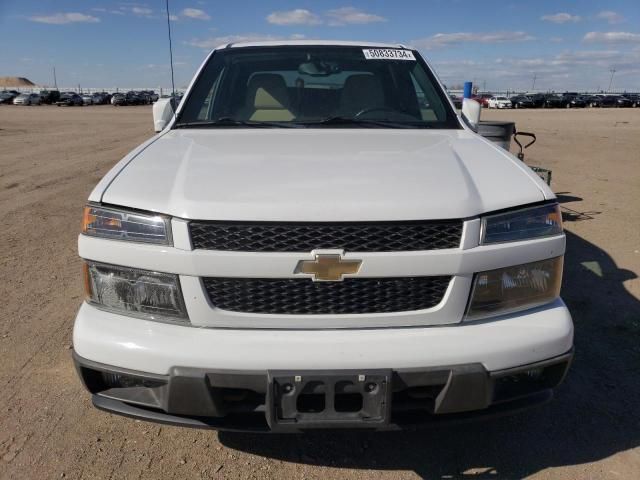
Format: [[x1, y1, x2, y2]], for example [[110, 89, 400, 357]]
[[0, 0, 638, 92]]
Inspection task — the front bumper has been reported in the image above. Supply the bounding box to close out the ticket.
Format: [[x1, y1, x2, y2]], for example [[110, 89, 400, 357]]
[[73, 300, 573, 431], [74, 299, 573, 374], [74, 350, 573, 432]]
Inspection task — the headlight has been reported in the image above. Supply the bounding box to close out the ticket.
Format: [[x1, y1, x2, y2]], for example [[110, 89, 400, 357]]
[[82, 205, 172, 245], [465, 257, 563, 321], [84, 262, 189, 323], [481, 203, 562, 244]]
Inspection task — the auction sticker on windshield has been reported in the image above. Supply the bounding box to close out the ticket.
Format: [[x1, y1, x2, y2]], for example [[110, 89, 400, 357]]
[[363, 49, 416, 61]]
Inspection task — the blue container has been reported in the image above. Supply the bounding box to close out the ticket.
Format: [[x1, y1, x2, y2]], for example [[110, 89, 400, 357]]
[[463, 81, 473, 99]]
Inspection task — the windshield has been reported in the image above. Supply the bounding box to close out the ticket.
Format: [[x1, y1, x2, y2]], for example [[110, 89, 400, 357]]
[[176, 46, 459, 129]]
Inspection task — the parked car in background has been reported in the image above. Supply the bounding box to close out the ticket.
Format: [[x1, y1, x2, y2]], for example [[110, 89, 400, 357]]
[[622, 94, 639, 107], [2, 89, 21, 99], [473, 93, 493, 107], [143, 90, 159, 102], [0, 91, 18, 104], [542, 94, 563, 108], [96, 92, 112, 104], [581, 95, 603, 108], [39, 90, 61, 105], [559, 95, 586, 108], [488, 96, 512, 109], [111, 93, 127, 106], [81, 94, 94, 105], [510, 95, 535, 109], [577, 95, 594, 106], [599, 95, 633, 108], [91, 93, 105, 105], [56, 92, 83, 106], [528, 94, 546, 108], [13, 93, 41, 105], [125, 91, 143, 105], [137, 91, 152, 105]]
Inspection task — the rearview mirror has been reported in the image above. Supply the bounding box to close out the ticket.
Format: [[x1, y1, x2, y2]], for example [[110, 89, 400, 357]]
[[298, 61, 341, 76], [461, 98, 481, 131], [153, 98, 175, 132]]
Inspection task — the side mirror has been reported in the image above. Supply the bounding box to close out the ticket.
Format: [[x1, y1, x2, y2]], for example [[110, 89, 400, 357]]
[[461, 98, 482, 131], [153, 98, 175, 132]]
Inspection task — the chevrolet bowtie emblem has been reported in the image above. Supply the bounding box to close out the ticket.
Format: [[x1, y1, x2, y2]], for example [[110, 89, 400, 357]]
[[295, 254, 362, 281]]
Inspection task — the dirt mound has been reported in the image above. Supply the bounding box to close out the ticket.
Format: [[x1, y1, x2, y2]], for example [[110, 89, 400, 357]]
[[0, 76, 36, 87]]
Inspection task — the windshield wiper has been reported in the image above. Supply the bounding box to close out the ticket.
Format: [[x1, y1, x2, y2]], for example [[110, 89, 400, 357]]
[[295, 116, 428, 129], [174, 117, 301, 129], [175, 116, 431, 129]]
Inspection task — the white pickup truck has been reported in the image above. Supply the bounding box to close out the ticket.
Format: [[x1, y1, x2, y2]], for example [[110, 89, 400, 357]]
[[73, 41, 573, 432]]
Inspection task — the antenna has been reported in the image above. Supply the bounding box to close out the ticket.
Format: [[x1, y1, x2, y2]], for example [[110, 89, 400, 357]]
[[53, 66, 58, 90], [608, 68, 616, 92], [165, 0, 177, 116]]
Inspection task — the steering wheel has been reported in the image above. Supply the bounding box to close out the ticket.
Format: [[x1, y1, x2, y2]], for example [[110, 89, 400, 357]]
[[353, 106, 399, 119]]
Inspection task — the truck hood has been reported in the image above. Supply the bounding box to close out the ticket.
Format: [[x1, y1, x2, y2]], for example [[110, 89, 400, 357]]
[[99, 129, 550, 221]]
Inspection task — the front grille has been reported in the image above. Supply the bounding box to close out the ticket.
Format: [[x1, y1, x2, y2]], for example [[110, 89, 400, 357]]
[[189, 220, 463, 252], [202, 276, 451, 315]]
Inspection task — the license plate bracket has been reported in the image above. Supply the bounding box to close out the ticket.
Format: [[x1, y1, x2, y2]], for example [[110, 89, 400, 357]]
[[267, 369, 392, 431]]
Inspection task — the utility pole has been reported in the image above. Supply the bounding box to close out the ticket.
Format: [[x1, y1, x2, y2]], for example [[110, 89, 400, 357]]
[[53, 67, 58, 90], [531, 73, 537, 91], [608, 68, 616, 92]]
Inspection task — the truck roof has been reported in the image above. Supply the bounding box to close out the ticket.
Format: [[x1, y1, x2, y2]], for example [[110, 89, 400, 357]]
[[220, 40, 409, 50]]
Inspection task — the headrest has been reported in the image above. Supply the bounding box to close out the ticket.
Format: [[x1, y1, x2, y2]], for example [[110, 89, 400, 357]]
[[247, 73, 290, 109]]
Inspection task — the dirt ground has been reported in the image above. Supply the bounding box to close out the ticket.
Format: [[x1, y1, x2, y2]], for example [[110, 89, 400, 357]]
[[0, 105, 638, 480]]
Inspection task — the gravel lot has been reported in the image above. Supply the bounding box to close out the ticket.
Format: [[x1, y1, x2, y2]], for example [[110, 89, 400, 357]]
[[0, 105, 638, 479]]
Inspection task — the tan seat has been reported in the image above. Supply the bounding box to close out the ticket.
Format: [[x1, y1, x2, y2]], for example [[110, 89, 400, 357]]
[[245, 73, 294, 121], [340, 74, 385, 116]]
